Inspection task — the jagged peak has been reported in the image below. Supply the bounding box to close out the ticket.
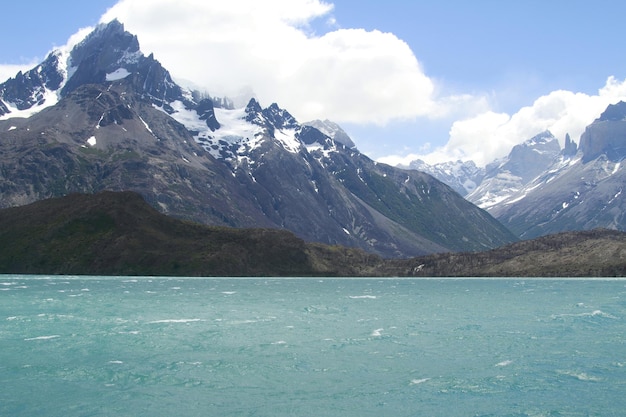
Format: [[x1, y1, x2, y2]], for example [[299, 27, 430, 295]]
[[596, 101, 626, 122], [70, 19, 140, 67], [245, 97, 263, 113], [263, 103, 298, 130], [243, 99, 299, 131], [522, 130, 557, 147], [562, 132, 577, 157], [0, 46, 66, 117], [244, 98, 264, 126], [81, 19, 132, 46], [304, 119, 356, 149]]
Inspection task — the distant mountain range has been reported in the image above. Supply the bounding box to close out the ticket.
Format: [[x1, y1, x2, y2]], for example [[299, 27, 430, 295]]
[[0, 20, 516, 258], [408, 104, 626, 239]]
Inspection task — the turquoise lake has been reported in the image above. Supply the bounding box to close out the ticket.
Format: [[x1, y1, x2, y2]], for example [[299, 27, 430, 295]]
[[1, 276, 625, 416]]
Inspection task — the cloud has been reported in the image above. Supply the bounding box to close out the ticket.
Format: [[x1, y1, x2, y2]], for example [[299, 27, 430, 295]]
[[381, 76, 626, 167], [99, 0, 446, 125], [0, 63, 38, 83]]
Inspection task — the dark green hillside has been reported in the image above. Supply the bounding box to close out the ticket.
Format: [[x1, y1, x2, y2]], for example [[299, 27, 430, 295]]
[[0, 191, 378, 276]]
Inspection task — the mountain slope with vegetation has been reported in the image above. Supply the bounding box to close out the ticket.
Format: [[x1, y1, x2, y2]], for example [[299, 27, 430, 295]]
[[0, 191, 379, 276], [0, 192, 623, 277], [383, 229, 626, 277]]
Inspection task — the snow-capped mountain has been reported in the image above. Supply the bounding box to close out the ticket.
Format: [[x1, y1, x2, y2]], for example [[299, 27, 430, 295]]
[[0, 20, 517, 257], [408, 131, 563, 206], [488, 103, 626, 239], [406, 159, 485, 196], [409, 106, 626, 239], [303, 119, 356, 149], [466, 131, 563, 209]]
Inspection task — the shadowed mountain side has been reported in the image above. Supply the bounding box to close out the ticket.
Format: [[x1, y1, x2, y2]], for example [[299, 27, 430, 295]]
[[1, 192, 623, 277]]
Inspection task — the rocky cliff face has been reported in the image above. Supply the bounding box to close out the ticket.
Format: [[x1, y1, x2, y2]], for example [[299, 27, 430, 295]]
[[579, 101, 626, 163], [0, 20, 517, 257]]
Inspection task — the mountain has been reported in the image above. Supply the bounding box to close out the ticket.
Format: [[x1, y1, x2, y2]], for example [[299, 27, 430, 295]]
[[579, 101, 626, 162], [407, 159, 485, 196], [404, 116, 626, 240], [487, 102, 626, 239], [407, 131, 563, 208], [466, 131, 563, 209], [0, 191, 622, 277], [0, 20, 517, 257], [303, 119, 356, 149]]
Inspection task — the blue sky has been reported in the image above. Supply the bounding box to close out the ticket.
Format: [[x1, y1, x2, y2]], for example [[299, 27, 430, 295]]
[[2, 1, 626, 166]]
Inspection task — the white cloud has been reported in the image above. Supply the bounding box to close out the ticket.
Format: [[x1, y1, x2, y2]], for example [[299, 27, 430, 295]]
[[98, 0, 446, 125], [382, 76, 626, 167], [0, 62, 37, 82], [5, 0, 625, 173]]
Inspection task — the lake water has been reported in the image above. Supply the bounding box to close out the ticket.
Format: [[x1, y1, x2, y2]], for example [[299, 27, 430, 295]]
[[1, 276, 625, 416]]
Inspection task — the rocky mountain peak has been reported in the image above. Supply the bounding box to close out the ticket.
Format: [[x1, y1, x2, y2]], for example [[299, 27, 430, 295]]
[[579, 101, 626, 163], [466, 131, 562, 209], [263, 103, 298, 130], [596, 100, 626, 122], [304, 119, 356, 149], [493, 130, 561, 182], [409, 159, 485, 196], [244, 98, 264, 123], [62, 20, 141, 96], [63, 19, 185, 108], [68, 19, 140, 69], [0, 50, 65, 116], [562, 133, 578, 157], [242, 99, 299, 135], [1, 19, 189, 120]]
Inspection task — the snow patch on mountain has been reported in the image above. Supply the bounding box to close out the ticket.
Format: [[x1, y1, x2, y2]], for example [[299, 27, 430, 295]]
[[106, 68, 131, 81], [213, 107, 261, 142], [167, 100, 208, 131], [0, 87, 60, 120], [306, 140, 339, 161], [274, 128, 300, 153], [166, 102, 265, 161]]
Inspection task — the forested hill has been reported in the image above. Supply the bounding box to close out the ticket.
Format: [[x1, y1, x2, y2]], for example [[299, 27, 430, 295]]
[[382, 229, 626, 277]]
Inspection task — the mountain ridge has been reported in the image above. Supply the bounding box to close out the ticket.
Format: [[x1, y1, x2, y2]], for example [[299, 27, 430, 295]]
[[0, 19, 517, 258], [408, 105, 626, 240], [489, 106, 626, 239]]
